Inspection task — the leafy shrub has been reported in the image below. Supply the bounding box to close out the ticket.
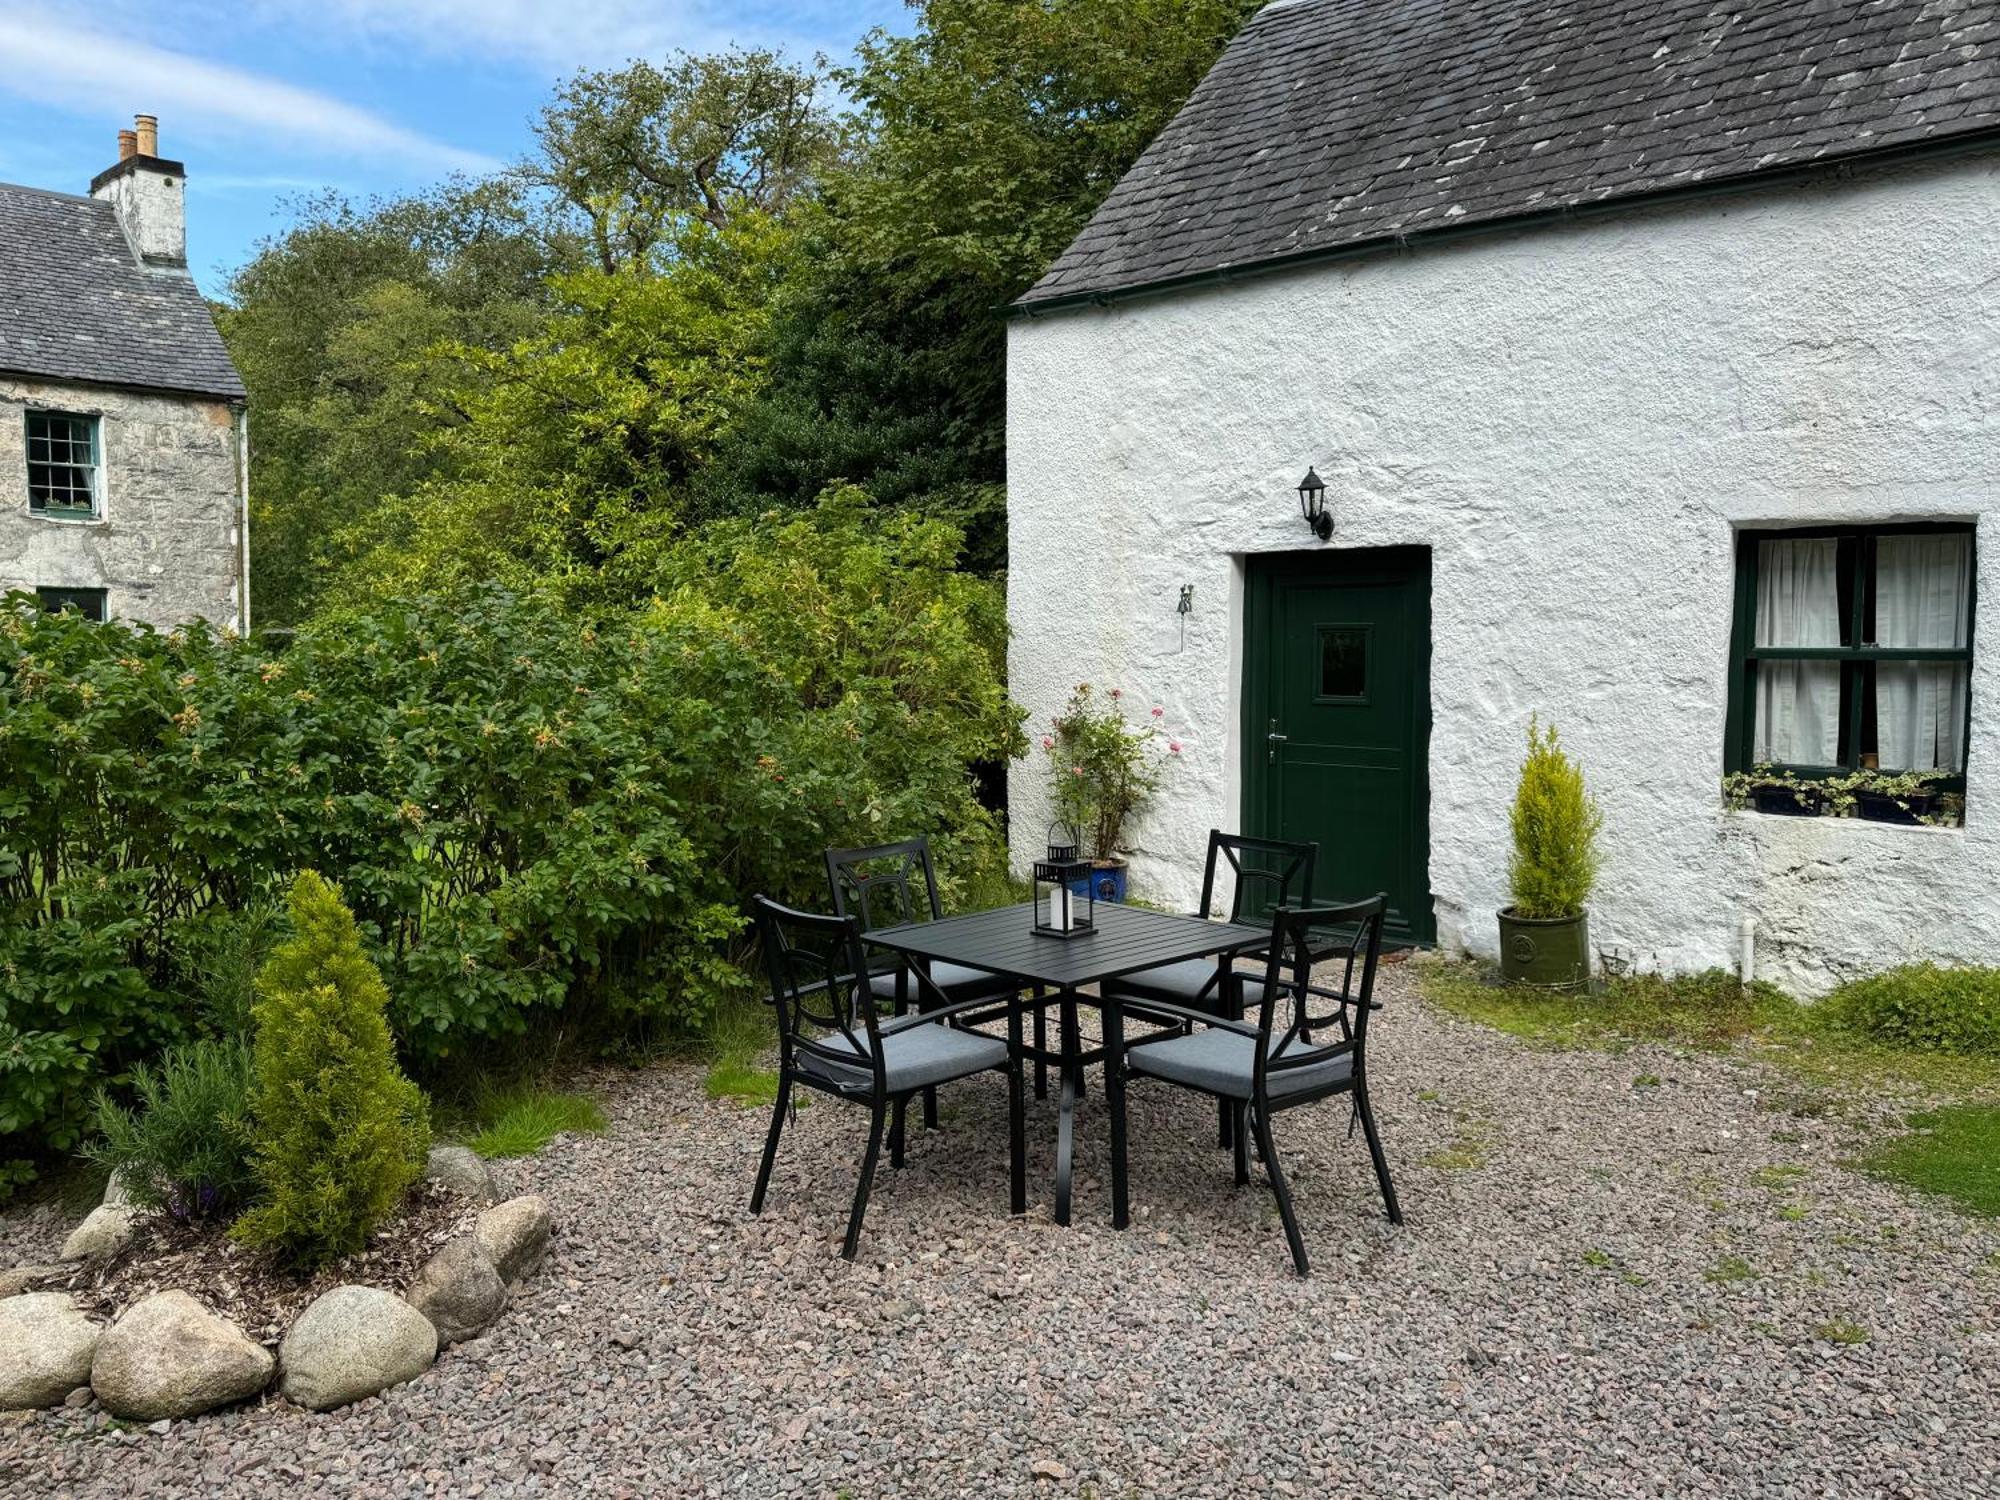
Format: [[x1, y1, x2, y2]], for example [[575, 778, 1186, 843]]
[[0, 499, 1017, 1169], [1816, 963, 2000, 1057], [86, 1038, 256, 1220], [1041, 684, 1178, 859], [234, 871, 431, 1262], [1507, 718, 1602, 920]]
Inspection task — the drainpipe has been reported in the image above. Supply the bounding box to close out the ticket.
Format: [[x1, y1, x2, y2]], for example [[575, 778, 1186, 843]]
[[234, 404, 251, 635], [1738, 916, 1757, 986]]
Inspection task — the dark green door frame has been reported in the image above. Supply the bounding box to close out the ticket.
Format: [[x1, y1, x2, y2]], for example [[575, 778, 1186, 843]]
[[1242, 547, 1436, 946]]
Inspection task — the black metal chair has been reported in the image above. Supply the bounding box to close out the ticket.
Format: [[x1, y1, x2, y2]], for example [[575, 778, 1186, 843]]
[[826, 838, 1051, 1102], [1101, 831, 1317, 1148], [748, 896, 1023, 1259], [1101, 830, 1318, 1020], [1106, 894, 1399, 1276]]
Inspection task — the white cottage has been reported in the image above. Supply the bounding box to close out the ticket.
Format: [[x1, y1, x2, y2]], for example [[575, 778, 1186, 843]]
[[1005, 0, 2000, 995]]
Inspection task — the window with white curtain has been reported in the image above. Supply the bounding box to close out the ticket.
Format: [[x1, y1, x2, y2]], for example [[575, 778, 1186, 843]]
[[1728, 525, 1975, 779]]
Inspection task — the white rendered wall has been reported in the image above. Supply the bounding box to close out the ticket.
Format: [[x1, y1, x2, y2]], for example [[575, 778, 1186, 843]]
[[1006, 152, 2000, 997]]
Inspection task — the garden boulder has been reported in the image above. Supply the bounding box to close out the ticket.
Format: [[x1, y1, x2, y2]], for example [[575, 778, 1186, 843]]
[[424, 1145, 498, 1203], [280, 1285, 437, 1411], [0, 1293, 100, 1410], [0, 1264, 64, 1299], [91, 1290, 273, 1420], [473, 1195, 553, 1283], [405, 1236, 507, 1346], [61, 1204, 136, 1262]]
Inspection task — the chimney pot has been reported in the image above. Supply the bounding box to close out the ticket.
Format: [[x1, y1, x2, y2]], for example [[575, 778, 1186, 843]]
[[117, 129, 137, 161], [134, 114, 158, 157]]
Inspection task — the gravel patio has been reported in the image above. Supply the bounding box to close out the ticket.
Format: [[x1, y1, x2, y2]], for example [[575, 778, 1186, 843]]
[[7, 960, 1997, 1499]]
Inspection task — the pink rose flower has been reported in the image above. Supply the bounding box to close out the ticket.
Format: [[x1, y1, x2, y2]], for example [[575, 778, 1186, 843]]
[[1150, 706, 1163, 718], [1109, 688, 1122, 699], [1072, 765, 1085, 777], [1168, 740, 1183, 754], [1041, 736, 1054, 749]]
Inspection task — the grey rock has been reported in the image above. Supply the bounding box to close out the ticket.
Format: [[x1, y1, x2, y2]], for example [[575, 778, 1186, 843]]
[[101, 1169, 136, 1208], [473, 1195, 553, 1284], [279, 1286, 437, 1412], [0, 1264, 64, 1299], [424, 1145, 498, 1204], [91, 1290, 274, 1421], [0, 1293, 100, 1410], [61, 1204, 136, 1262], [64, 1385, 93, 1408], [405, 1236, 506, 1347]]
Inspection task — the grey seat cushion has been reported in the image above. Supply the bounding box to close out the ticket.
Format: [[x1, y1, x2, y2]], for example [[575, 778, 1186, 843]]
[[868, 961, 1012, 1004], [1125, 1026, 1351, 1101], [1102, 958, 1267, 1012], [800, 1022, 1009, 1093]]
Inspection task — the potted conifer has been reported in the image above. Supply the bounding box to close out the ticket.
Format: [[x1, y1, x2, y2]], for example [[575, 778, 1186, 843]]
[[1497, 718, 1603, 991]]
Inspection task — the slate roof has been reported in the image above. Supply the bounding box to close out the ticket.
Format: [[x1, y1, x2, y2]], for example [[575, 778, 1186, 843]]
[[1019, 0, 2000, 310], [0, 180, 245, 400]]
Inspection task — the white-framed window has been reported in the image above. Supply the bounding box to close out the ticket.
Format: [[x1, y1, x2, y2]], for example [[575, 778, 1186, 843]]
[[26, 409, 102, 518]]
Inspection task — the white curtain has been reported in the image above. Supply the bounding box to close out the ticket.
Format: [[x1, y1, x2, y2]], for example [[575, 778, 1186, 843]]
[[1875, 534, 1971, 771], [1754, 538, 1841, 765]]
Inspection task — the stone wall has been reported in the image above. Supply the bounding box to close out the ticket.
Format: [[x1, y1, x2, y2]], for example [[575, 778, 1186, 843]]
[[1006, 150, 2000, 997], [0, 376, 246, 632]]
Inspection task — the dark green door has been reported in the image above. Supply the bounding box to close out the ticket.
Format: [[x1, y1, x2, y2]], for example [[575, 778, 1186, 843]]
[[1243, 548, 1434, 945]]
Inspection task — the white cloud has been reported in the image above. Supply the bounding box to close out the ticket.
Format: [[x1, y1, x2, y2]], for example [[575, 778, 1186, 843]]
[[0, 12, 500, 173]]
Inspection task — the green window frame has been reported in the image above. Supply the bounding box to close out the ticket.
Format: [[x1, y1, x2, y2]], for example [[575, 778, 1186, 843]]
[[1723, 522, 1976, 790], [25, 409, 102, 518]]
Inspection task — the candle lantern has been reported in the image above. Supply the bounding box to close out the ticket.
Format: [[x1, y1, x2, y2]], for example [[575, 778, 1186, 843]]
[[1032, 823, 1095, 939]]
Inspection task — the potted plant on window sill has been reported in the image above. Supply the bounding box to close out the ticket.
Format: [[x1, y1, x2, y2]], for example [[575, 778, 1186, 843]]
[[1723, 766, 1832, 818], [1838, 768, 1948, 826], [1497, 718, 1602, 991], [1043, 684, 1181, 903]]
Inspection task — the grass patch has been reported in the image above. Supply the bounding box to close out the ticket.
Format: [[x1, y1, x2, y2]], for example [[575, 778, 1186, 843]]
[[1580, 1247, 1614, 1268], [1813, 1318, 1870, 1346], [1749, 1164, 1807, 1191], [464, 1087, 608, 1159], [1855, 1106, 2000, 1218], [1703, 1255, 1758, 1284], [1778, 1204, 1809, 1222], [705, 1058, 781, 1105], [1420, 963, 1796, 1053], [1632, 1072, 1662, 1088]]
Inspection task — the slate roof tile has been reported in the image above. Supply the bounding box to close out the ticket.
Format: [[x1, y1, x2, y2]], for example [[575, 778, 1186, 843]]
[[1019, 0, 2000, 309], [0, 181, 245, 400]]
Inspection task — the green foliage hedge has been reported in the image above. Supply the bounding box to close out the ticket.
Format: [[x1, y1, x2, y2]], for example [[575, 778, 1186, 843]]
[[0, 494, 1019, 1170], [1816, 963, 2000, 1057]]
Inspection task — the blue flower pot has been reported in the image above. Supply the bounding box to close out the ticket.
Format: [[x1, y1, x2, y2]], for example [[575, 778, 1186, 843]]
[[1069, 860, 1128, 905]]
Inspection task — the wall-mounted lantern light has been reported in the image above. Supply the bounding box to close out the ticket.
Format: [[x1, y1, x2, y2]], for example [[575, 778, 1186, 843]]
[[1297, 467, 1333, 542]]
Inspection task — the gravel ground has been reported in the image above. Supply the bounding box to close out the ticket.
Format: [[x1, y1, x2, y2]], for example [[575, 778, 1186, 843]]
[[6, 961, 1998, 1499]]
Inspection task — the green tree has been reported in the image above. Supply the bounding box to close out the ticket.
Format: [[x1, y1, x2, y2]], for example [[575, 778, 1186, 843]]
[[234, 870, 430, 1262], [703, 0, 1261, 566], [1508, 719, 1603, 920], [219, 179, 568, 625], [525, 49, 840, 271]]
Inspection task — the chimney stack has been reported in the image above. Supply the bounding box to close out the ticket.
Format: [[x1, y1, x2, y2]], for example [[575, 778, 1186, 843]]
[[91, 113, 185, 267]]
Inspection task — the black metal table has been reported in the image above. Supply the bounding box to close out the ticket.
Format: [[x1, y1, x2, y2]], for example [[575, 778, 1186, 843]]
[[866, 902, 1269, 1226]]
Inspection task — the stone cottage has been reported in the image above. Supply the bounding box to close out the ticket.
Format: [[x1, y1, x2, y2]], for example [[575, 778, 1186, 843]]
[[1006, 0, 2000, 994], [0, 115, 249, 632]]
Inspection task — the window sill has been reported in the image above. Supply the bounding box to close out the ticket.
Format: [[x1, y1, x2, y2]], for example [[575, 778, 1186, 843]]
[[25, 509, 105, 526], [1724, 806, 1965, 835]]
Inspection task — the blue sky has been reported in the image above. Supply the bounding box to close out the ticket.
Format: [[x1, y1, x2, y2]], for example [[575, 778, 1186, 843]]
[[0, 1, 909, 295]]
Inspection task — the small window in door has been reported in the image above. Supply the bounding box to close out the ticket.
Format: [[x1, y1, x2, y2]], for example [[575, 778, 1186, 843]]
[[1317, 625, 1369, 702]]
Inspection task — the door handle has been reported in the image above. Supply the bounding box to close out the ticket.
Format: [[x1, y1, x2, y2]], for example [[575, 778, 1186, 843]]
[[1267, 727, 1287, 764]]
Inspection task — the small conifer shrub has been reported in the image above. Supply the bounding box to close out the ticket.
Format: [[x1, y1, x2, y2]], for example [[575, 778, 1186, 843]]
[[1507, 718, 1603, 920], [233, 871, 431, 1262]]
